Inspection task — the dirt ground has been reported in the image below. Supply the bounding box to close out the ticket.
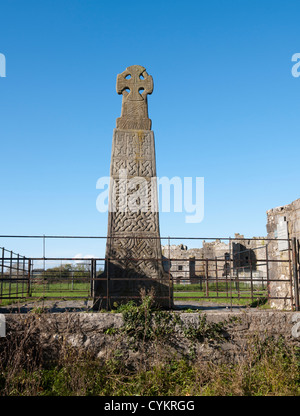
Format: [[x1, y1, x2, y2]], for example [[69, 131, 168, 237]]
[[0, 298, 247, 313]]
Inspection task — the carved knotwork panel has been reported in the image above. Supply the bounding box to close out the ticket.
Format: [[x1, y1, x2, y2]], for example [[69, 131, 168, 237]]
[[107, 237, 161, 278]]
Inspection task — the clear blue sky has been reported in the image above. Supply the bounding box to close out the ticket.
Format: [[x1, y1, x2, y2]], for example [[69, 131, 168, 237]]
[[1, 0, 300, 258]]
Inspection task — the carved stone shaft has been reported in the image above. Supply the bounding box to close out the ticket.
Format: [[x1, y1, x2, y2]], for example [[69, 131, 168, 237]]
[[93, 66, 171, 310]]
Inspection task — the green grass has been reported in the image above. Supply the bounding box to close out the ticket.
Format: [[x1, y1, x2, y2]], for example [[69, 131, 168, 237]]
[[173, 283, 268, 307], [0, 281, 268, 308], [173, 290, 267, 306], [0, 281, 90, 306], [30, 282, 90, 297], [173, 282, 267, 292]]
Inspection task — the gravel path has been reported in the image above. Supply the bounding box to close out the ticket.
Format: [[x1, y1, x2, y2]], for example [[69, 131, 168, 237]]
[[0, 298, 247, 313]]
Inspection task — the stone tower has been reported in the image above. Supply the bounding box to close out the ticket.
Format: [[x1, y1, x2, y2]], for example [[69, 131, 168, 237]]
[[93, 65, 172, 310]]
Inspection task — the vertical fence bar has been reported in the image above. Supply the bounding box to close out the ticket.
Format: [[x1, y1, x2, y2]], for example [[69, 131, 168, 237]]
[[16, 254, 20, 299], [27, 259, 31, 297], [288, 239, 295, 310], [93, 259, 97, 299], [205, 258, 209, 297], [261, 246, 265, 290], [215, 257, 219, 297], [1, 248, 3, 277], [229, 237, 232, 311], [292, 237, 299, 311], [90, 259, 94, 298], [199, 259, 203, 291], [106, 255, 109, 310], [22, 256, 25, 297], [43, 234, 46, 272], [168, 237, 173, 309], [236, 255, 240, 300], [225, 253, 229, 298], [265, 244, 270, 302], [250, 249, 253, 304], [0, 248, 4, 302], [9, 251, 12, 299]]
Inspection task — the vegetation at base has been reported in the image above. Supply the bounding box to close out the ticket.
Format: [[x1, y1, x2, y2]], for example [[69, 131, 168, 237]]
[[107, 293, 240, 349], [1, 294, 299, 396], [0, 334, 299, 396]]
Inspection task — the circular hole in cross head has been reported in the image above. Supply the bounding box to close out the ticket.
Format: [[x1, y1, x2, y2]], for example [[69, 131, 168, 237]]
[[125, 88, 130, 93], [125, 74, 131, 79], [139, 87, 145, 95], [139, 74, 145, 79]]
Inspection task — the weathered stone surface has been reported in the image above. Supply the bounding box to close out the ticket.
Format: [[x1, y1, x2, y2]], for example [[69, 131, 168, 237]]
[[94, 66, 170, 309], [162, 234, 267, 285], [3, 311, 300, 366], [266, 198, 300, 310], [116, 65, 153, 130]]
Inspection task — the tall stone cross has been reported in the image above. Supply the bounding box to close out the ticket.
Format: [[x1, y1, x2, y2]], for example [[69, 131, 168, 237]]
[[93, 65, 171, 310], [116, 65, 153, 130]]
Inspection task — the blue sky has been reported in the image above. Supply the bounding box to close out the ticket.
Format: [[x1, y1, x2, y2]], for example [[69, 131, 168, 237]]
[[1, 0, 300, 258]]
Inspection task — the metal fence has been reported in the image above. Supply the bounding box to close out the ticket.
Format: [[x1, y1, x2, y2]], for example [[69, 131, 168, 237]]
[[0, 247, 31, 301], [0, 235, 299, 311]]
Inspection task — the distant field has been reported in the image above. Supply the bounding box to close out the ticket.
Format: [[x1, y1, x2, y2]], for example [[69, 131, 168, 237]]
[[173, 283, 268, 306], [0, 280, 268, 307], [0, 281, 91, 306]]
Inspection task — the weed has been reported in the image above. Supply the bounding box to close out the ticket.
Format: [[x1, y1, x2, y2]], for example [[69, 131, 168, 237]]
[[0, 296, 299, 396]]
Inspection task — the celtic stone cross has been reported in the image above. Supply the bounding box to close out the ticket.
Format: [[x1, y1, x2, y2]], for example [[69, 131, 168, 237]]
[[93, 65, 171, 311], [116, 65, 153, 130]]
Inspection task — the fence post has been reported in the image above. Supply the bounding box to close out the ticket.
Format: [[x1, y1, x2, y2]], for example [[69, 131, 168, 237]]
[[90, 259, 93, 297], [292, 237, 299, 311], [288, 238, 295, 310], [90, 259, 96, 298], [0, 248, 4, 302], [215, 256, 218, 297], [229, 237, 232, 311], [16, 254, 19, 298], [9, 251, 12, 299], [249, 249, 253, 304], [265, 244, 270, 301], [205, 259, 209, 297], [106, 255, 109, 310], [27, 259, 31, 297], [168, 236, 172, 309]]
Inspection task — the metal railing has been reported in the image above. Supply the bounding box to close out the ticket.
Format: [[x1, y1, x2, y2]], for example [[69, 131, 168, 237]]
[[0, 247, 31, 302], [0, 235, 299, 311]]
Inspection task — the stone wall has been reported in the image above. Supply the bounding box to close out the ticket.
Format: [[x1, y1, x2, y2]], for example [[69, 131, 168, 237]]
[[3, 311, 300, 366], [161, 244, 202, 283], [162, 234, 267, 285], [232, 233, 267, 284], [266, 198, 300, 310]]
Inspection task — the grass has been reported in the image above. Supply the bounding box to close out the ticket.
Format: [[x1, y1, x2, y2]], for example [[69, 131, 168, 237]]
[[0, 280, 269, 308], [3, 350, 299, 396], [0, 295, 299, 396], [173, 282, 267, 292], [173, 283, 268, 307], [0, 281, 90, 306], [173, 291, 267, 306]]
